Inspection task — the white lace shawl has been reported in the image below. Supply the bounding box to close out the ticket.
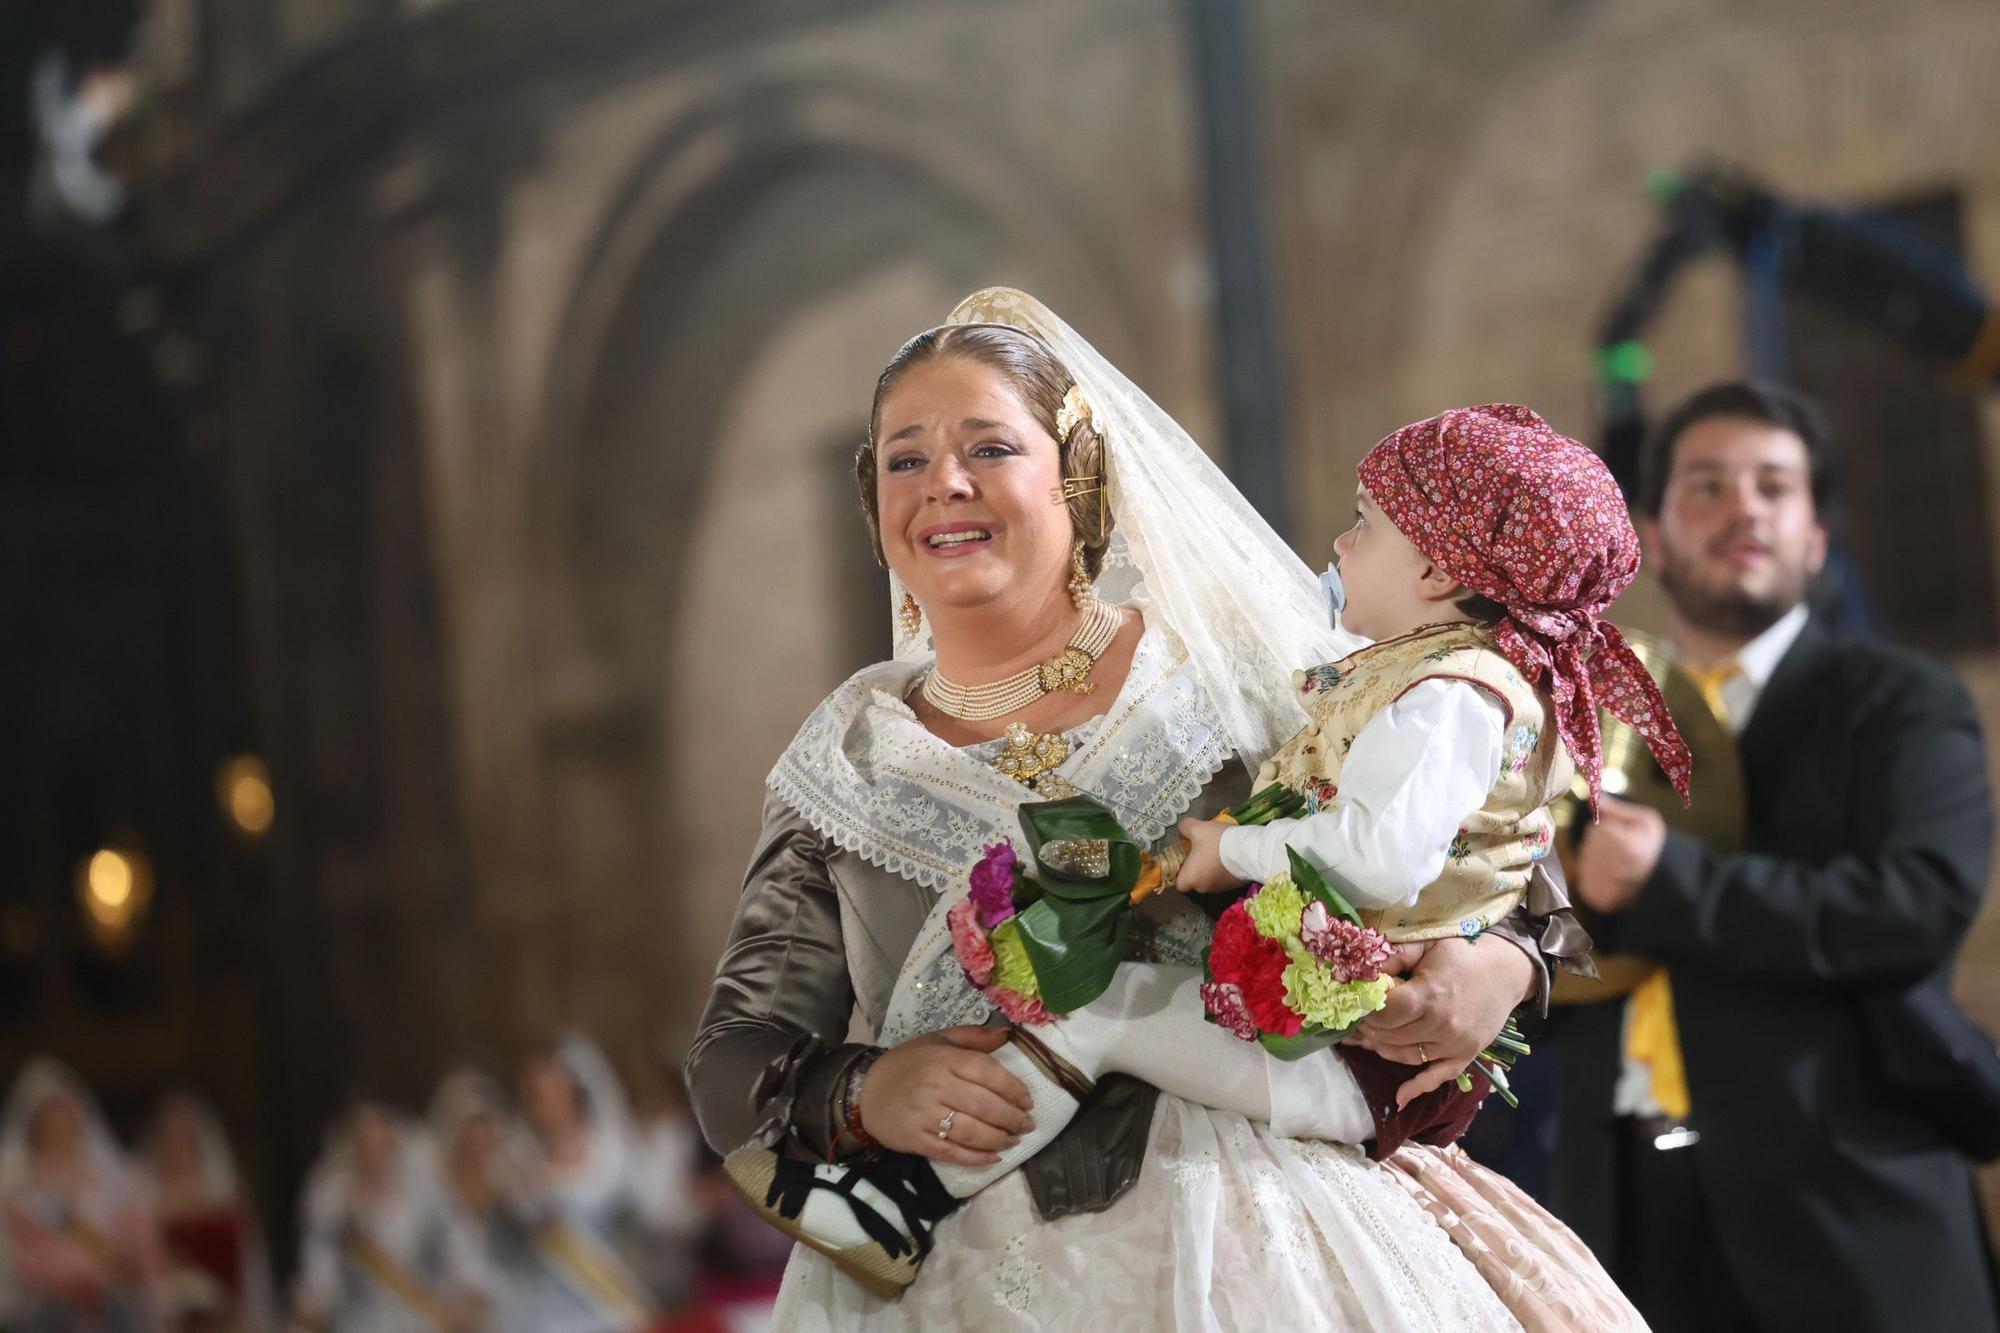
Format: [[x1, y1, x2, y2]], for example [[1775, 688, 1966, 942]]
[[767, 609, 1233, 1045]]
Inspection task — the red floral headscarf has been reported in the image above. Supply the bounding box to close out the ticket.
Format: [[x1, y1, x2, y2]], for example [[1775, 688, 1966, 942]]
[[1357, 404, 1691, 812]]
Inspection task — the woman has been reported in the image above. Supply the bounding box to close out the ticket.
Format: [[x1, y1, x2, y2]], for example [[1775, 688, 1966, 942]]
[[290, 1100, 470, 1333], [139, 1091, 275, 1333], [513, 1035, 678, 1330], [0, 1059, 167, 1332], [427, 1069, 523, 1331], [687, 289, 1636, 1330]]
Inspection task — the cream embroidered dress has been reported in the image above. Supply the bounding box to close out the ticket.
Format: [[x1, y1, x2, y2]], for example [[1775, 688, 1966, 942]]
[[758, 609, 1521, 1332]]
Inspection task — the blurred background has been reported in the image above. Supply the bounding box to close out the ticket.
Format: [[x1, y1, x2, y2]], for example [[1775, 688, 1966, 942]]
[[7, 0, 2000, 1323]]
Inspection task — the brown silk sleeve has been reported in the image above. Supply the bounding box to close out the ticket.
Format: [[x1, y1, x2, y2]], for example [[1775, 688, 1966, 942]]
[[685, 791, 876, 1162], [1485, 862, 1597, 1018]]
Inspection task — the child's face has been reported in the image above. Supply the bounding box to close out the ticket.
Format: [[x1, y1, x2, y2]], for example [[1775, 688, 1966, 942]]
[[1330, 488, 1449, 640]]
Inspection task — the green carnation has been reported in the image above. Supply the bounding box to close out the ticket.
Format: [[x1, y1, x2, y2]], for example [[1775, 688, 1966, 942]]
[[1282, 959, 1389, 1034], [1246, 876, 1309, 943], [988, 918, 1041, 999]]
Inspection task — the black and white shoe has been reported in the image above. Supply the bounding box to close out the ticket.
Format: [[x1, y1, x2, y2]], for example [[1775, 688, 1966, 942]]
[[722, 1146, 960, 1299]]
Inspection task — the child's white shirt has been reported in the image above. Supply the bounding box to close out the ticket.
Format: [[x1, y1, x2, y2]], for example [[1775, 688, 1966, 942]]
[[1217, 678, 1508, 908]]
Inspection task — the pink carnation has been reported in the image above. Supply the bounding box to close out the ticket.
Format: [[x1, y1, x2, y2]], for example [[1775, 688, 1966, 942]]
[[1298, 901, 1393, 982], [968, 843, 1020, 928], [1201, 980, 1259, 1042], [989, 985, 1052, 1026], [948, 899, 995, 987]]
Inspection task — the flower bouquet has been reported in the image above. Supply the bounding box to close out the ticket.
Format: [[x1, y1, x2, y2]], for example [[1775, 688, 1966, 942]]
[[946, 790, 1528, 1105], [949, 785, 1306, 1020], [1201, 846, 1528, 1104], [1200, 847, 1394, 1058]]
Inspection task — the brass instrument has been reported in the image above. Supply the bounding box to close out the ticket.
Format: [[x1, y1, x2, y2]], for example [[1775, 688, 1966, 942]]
[[1550, 629, 1745, 1004]]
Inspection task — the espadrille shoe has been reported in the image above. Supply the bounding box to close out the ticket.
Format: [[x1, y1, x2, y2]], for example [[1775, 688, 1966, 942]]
[[722, 1145, 960, 1299]]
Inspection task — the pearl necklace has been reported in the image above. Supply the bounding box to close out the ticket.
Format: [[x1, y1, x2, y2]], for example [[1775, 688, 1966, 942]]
[[921, 599, 1123, 723]]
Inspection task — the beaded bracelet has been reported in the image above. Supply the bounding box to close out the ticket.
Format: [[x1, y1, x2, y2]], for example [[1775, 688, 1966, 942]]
[[830, 1048, 883, 1160]]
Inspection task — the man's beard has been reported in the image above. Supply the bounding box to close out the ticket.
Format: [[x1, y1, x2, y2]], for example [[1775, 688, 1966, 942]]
[[1656, 544, 1812, 640]]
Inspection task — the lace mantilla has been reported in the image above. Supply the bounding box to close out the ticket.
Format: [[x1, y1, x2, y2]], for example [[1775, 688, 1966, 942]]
[[768, 608, 1229, 894], [769, 610, 1231, 1046]]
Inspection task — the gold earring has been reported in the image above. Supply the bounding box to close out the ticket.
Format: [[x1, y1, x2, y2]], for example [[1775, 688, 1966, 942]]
[[898, 592, 923, 637], [1068, 541, 1094, 609]]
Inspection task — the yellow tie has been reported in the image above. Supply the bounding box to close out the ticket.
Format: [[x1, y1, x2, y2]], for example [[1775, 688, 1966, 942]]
[[1624, 658, 1739, 1120], [1682, 661, 1741, 727]]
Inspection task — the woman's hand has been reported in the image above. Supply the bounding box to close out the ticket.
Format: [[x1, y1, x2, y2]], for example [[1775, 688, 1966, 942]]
[[1347, 934, 1533, 1108], [858, 1027, 1037, 1167], [1174, 817, 1247, 895]]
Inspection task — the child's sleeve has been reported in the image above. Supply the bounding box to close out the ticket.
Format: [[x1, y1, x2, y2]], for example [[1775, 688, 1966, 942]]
[[1218, 679, 1507, 907]]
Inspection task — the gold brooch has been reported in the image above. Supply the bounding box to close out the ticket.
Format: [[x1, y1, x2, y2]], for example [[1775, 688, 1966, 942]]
[[993, 723, 1078, 799], [1037, 647, 1099, 696], [1039, 838, 1112, 879]]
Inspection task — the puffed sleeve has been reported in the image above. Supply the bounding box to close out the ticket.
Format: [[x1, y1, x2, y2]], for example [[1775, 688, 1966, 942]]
[[685, 791, 878, 1161]]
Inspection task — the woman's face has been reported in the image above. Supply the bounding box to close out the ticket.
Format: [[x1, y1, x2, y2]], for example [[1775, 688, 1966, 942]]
[[153, 1100, 205, 1180], [350, 1103, 397, 1175], [874, 357, 1073, 620], [451, 1111, 501, 1178], [519, 1058, 582, 1136], [28, 1092, 84, 1160]]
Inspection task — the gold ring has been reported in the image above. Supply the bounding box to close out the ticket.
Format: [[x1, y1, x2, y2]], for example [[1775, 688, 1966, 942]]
[[1417, 1044, 1430, 1064], [937, 1110, 956, 1140]]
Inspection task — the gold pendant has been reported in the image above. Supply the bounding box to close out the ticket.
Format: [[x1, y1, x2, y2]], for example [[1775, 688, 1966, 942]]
[[993, 723, 1078, 798], [1036, 647, 1099, 697]]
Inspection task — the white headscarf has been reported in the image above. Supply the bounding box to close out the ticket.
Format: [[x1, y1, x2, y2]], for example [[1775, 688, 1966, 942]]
[[140, 1090, 278, 1329], [139, 1090, 241, 1206], [535, 1034, 637, 1219], [0, 1057, 140, 1212], [300, 1103, 442, 1235]]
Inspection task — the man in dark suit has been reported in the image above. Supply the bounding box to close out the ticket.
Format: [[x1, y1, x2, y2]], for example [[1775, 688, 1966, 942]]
[[1562, 380, 1998, 1332]]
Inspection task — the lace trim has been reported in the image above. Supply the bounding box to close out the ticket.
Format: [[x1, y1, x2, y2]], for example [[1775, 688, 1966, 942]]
[[767, 610, 1232, 896], [771, 613, 1238, 1047]]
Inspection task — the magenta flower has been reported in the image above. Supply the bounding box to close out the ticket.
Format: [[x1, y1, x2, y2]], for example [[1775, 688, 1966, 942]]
[[948, 899, 996, 987], [1298, 901, 1393, 982], [1201, 979, 1259, 1042], [968, 842, 1020, 928]]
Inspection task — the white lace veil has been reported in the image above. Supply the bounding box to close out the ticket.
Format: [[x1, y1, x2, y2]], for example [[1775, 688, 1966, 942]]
[[141, 1090, 279, 1329], [140, 1090, 240, 1203], [0, 1058, 135, 1205], [886, 287, 1346, 770], [300, 1096, 438, 1224]]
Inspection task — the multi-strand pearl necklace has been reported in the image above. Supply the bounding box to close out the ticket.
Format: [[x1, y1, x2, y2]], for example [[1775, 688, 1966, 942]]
[[920, 599, 1122, 723]]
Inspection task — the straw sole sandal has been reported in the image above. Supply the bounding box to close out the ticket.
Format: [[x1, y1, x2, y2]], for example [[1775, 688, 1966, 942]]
[[722, 1146, 923, 1300]]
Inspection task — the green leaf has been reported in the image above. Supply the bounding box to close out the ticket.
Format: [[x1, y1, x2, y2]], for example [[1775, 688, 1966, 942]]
[[1256, 1027, 1348, 1061], [1284, 847, 1368, 927], [1231, 783, 1301, 825], [1019, 797, 1135, 847], [1012, 891, 1133, 1014], [1017, 798, 1144, 901]]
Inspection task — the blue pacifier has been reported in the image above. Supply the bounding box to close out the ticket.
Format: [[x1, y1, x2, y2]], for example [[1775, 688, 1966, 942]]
[[1320, 562, 1347, 626]]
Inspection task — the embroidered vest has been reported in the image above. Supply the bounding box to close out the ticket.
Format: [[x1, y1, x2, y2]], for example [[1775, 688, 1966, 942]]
[[1252, 622, 1573, 942]]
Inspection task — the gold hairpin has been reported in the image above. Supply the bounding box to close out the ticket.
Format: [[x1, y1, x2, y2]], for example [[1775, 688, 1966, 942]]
[[1056, 474, 1109, 529]]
